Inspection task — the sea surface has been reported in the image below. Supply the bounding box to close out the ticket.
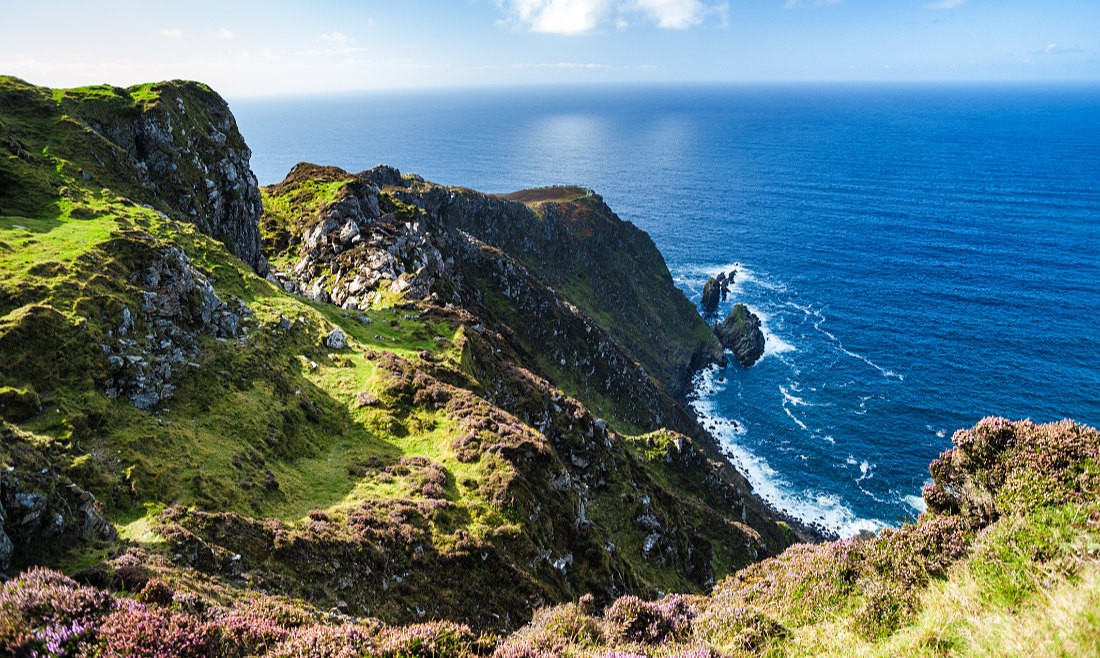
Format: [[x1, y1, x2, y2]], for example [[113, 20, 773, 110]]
[[232, 84, 1100, 537]]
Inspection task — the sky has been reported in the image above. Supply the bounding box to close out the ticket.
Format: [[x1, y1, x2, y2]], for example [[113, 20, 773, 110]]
[[2, 0, 1097, 96]]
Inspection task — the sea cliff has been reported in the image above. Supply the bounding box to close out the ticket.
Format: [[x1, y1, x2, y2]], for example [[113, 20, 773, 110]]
[[0, 76, 793, 630]]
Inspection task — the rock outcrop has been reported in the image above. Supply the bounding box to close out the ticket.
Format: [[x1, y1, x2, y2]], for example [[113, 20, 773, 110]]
[[102, 243, 248, 410], [714, 303, 766, 367], [0, 423, 118, 575], [78, 83, 266, 272], [701, 276, 721, 314], [261, 164, 728, 433], [0, 78, 266, 272]]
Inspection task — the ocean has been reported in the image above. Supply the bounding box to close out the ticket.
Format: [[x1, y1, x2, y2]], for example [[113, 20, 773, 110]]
[[231, 83, 1100, 537]]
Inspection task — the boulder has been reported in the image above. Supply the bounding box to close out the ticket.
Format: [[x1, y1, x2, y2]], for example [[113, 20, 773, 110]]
[[714, 304, 766, 367], [324, 328, 347, 350], [700, 277, 721, 314]]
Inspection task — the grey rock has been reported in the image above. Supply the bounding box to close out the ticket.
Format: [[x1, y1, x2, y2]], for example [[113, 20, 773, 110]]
[[86, 84, 266, 273], [714, 303, 766, 367], [324, 328, 347, 350], [701, 276, 721, 314], [0, 527, 12, 572]]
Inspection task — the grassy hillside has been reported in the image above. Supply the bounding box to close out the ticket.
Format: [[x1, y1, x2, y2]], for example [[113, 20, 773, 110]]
[[4, 418, 1096, 657], [0, 76, 795, 636]]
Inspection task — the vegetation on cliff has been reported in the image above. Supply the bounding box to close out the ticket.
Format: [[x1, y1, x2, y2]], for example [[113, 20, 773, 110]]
[[0, 75, 792, 635], [4, 418, 1098, 657]]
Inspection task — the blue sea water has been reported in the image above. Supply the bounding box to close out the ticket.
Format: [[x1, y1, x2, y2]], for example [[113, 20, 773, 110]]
[[232, 84, 1100, 536]]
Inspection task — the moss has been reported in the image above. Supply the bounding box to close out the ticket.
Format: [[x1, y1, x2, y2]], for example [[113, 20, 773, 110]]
[[0, 385, 40, 421]]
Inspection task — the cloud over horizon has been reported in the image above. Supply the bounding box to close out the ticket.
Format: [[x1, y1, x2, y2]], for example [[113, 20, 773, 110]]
[[497, 0, 727, 35]]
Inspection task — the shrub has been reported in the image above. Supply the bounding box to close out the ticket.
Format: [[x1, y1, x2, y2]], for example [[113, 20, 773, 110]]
[[925, 418, 1100, 522], [379, 620, 478, 657], [215, 605, 294, 657], [693, 603, 789, 653], [136, 578, 176, 607], [604, 595, 694, 646], [0, 567, 115, 657], [851, 580, 918, 639], [97, 602, 222, 658], [269, 622, 378, 658], [521, 597, 603, 648]]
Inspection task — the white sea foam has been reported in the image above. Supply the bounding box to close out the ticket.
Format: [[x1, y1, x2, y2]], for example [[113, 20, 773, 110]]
[[930, 425, 947, 439], [749, 305, 796, 357], [779, 385, 817, 407], [904, 494, 928, 514], [787, 301, 902, 381], [782, 406, 809, 432], [690, 365, 887, 538]]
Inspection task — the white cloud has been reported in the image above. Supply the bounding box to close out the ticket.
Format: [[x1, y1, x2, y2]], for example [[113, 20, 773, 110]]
[[923, 0, 964, 9], [510, 61, 610, 69], [1034, 43, 1084, 56], [319, 31, 352, 43], [504, 0, 612, 34], [498, 0, 726, 34], [632, 0, 704, 29], [211, 28, 235, 39], [784, 0, 840, 8], [159, 28, 184, 39]]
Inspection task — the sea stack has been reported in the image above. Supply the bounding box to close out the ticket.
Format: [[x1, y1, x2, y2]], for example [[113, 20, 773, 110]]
[[701, 276, 721, 314], [715, 303, 766, 366]]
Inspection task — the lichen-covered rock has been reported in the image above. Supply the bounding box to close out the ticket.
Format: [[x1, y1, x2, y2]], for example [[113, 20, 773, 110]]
[[0, 422, 118, 572], [324, 328, 346, 350], [714, 304, 765, 367]]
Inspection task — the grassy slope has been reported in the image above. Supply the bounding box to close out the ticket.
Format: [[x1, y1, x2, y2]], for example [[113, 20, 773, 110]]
[[0, 76, 505, 559], [1, 77, 788, 632]]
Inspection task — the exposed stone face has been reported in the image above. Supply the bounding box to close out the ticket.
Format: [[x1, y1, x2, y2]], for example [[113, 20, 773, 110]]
[[701, 277, 721, 314], [0, 426, 118, 573], [103, 244, 248, 410], [264, 164, 448, 311], [76, 83, 266, 273], [714, 303, 766, 367], [324, 328, 347, 350]]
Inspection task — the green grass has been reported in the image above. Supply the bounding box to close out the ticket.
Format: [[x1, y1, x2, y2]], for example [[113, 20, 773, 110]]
[[501, 186, 591, 204]]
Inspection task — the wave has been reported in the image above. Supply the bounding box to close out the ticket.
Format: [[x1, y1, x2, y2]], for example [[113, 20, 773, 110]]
[[690, 366, 886, 538], [782, 405, 809, 432]]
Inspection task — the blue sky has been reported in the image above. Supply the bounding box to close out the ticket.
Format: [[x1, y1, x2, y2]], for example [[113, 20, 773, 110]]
[[2, 0, 1097, 96]]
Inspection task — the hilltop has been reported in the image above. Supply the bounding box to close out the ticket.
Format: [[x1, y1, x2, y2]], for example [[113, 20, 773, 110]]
[[1, 77, 1098, 657]]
